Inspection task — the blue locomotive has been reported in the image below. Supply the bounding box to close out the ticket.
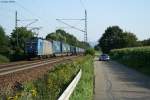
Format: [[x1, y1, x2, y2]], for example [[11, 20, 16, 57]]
[[25, 38, 85, 58]]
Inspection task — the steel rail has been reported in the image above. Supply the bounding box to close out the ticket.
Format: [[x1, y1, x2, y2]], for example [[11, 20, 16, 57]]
[[0, 56, 77, 76]]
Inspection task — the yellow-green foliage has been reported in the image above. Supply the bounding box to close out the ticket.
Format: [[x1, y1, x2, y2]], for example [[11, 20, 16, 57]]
[[85, 48, 95, 56], [4, 57, 85, 100], [110, 46, 150, 75], [70, 56, 94, 100], [6, 82, 37, 100], [32, 62, 80, 100]]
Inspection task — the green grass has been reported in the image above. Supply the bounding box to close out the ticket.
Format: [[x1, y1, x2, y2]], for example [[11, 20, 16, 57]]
[[70, 56, 94, 100], [0, 54, 9, 63]]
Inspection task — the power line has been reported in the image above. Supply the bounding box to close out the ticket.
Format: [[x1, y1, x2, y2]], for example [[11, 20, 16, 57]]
[[56, 19, 85, 33], [0, 0, 50, 39], [56, 19, 85, 21], [56, 9, 88, 42], [13, 1, 57, 37], [15, 1, 52, 28], [80, 0, 86, 10]]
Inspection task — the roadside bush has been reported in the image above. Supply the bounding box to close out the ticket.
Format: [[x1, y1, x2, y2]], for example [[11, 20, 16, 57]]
[[110, 46, 150, 75], [4, 58, 82, 100], [85, 48, 95, 56], [0, 54, 9, 63], [33, 63, 80, 100]]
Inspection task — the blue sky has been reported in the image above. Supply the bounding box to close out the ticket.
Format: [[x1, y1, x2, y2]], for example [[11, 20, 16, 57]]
[[0, 0, 150, 42]]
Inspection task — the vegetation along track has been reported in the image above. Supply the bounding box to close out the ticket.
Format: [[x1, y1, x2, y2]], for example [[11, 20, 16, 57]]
[[0, 56, 79, 93]]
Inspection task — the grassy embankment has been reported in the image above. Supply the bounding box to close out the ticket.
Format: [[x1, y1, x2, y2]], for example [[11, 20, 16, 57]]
[[4, 56, 94, 100], [110, 46, 150, 75], [70, 55, 94, 100]]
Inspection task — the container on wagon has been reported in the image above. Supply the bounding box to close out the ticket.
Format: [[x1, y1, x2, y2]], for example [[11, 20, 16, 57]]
[[62, 43, 69, 53], [76, 47, 79, 53], [70, 45, 76, 54], [42, 40, 53, 55], [52, 40, 62, 54]]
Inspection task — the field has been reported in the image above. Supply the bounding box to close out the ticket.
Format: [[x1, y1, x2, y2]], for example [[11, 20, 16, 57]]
[[110, 46, 150, 75]]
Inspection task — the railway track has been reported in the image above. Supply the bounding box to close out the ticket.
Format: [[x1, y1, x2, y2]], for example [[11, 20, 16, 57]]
[[0, 56, 77, 76], [0, 56, 62, 69]]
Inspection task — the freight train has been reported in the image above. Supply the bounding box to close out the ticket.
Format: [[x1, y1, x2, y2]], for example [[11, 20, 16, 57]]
[[25, 38, 85, 58]]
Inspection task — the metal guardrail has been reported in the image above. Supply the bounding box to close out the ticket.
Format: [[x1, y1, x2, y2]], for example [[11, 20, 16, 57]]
[[58, 69, 82, 100]]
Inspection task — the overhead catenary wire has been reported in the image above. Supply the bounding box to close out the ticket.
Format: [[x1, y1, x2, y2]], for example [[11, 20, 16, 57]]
[[80, 0, 86, 10], [15, 1, 53, 28], [56, 18, 85, 30], [56, 0, 88, 42], [0, 0, 17, 19], [12, 1, 55, 36], [0, 1, 41, 28], [56, 19, 85, 33], [0, 0, 51, 37]]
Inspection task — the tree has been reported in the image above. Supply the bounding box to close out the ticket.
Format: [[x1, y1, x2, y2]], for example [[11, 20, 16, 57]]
[[141, 38, 150, 46], [0, 26, 6, 46], [98, 26, 123, 53], [78, 41, 90, 49], [98, 26, 138, 53], [10, 27, 34, 54], [94, 45, 101, 51], [121, 32, 139, 47], [46, 29, 90, 49], [85, 48, 95, 56], [0, 26, 10, 56]]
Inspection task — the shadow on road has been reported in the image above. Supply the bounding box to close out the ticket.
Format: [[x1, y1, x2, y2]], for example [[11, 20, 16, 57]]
[[106, 61, 150, 89]]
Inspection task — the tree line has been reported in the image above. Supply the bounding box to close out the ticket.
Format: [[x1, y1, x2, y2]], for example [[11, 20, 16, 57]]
[[95, 26, 150, 53], [0, 26, 90, 62], [46, 29, 90, 48], [0, 26, 35, 62]]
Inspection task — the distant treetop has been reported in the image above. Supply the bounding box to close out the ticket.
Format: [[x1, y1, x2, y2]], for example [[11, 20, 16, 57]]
[[46, 29, 90, 49]]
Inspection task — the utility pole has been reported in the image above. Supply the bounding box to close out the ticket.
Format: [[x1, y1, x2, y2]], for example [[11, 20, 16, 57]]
[[15, 11, 39, 46], [85, 10, 87, 42], [15, 11, 19, 47]]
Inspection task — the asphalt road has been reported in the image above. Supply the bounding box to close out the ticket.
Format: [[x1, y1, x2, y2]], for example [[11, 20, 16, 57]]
[[94, 58, 150, 100]]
